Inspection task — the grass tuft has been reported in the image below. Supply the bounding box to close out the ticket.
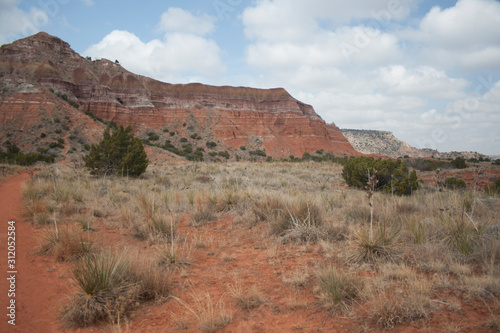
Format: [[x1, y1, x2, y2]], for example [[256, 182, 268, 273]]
[[174, 290, 233, 333], [228, 283, 265, 310], [315, 265, 363, 310]]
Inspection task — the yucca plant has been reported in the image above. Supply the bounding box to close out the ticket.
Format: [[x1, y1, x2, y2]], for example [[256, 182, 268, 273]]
[[72, 252, 129, 296], [442, 215, 481, 255], [60, 251, 136, 327], [350, 223, 401, 262]]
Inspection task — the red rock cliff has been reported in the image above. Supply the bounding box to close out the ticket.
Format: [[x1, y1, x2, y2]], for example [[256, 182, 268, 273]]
[[0, 32, 358, 158]]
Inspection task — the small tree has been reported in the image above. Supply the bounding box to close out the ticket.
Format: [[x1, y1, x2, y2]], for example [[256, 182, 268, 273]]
[[451, 157, 467, 169], [84, 125, 149, 176]]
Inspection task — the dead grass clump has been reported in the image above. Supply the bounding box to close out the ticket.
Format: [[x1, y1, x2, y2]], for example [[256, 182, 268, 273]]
[[315, 265, 363, 311], [24, 198, 48, 223], [156, 243, 192, 268], [38, 226, 93, 261], [345, 206, 372, 224], [441, 213, 482, 256], [252, 195, 286, 223], [131, 214, 177, 244], [282, 268, 310, 288], [269, 200, 325, 243], [462, 274, 500, 299], [127, 259, 172, 302], [284, 292, 310, 310], [368, 276, 434, 330], [136, 192, 157, 222], [486, 315, 500, 331], [118, 206, 136, 228], [405, 216, 428, 245], [395, 201, 421, 215], [76, 214, 94, 231], [228, 283, 265, 310], [189, 205, 216, 227], [174, 291, 233, 333]]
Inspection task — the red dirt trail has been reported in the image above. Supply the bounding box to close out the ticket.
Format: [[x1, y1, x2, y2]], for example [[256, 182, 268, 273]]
[[0, 173, 72, 333]]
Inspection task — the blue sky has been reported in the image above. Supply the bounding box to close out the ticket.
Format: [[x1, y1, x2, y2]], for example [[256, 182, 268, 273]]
[[1, 0, 500, 155]]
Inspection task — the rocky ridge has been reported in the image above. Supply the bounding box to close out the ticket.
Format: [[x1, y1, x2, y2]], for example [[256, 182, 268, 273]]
[[0, 32, 358, 161], [341, 129, 490, 160], [340, 129, 430, 158]]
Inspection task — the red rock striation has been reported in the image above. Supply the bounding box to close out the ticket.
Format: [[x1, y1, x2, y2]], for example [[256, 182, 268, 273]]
[[0, 32, 358, 158]]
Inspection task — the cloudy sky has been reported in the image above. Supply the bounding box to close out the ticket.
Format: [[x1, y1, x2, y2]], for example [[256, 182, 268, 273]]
[[1, 0, 500, 155]]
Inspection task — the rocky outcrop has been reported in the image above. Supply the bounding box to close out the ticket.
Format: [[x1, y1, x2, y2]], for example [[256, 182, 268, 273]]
[[340, 129, 429, 158], [0, 32, 358, 159], [341, 129, 490, 160]]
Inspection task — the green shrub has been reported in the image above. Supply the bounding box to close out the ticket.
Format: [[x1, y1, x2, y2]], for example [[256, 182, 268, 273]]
[[83, 125, 149, 177], [445, 177, 466, 190], [206, 141, 217, 148], [342, 157, 418, 196], [451, 157, 467, 169], [218, 151, 230, 159], [69, 101, 79, 109], [147, 132, 160, 141], [250, 149, 266, 157]]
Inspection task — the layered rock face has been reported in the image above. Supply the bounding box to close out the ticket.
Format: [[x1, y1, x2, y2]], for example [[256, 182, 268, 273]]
[[0, 32, 358, 158]]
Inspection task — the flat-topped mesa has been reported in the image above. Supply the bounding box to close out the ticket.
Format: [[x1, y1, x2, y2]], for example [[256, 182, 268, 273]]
[[0, 32, 358, 158]]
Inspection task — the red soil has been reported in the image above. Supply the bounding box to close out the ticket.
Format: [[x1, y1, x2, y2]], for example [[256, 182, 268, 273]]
[[0, 173, 498, 332], [0, 172, 73, 332]]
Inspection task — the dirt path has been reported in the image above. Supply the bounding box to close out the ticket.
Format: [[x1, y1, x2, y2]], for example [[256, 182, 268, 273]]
[[0, 173, 73, 332]]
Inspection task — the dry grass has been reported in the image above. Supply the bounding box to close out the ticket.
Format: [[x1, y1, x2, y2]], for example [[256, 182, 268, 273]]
[[174, 290, 233, 333], [17, 163, 500, 331], [228, 283, 265, 310], [127, 258, 172, 302], [37, 225, 93, 261], [367, 274, 434, 330], [189, 204, 216, 227], [315, 265, 363, 311], [282, 268, 310, 288], [156, 243, 192, 268]]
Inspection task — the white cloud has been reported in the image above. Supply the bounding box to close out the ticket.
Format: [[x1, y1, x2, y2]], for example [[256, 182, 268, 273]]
[[81, 0, 94, 6], [158, 7, 215, 36], [85, 30, 226, 82], [242, 0, 414, 42], [0, 0, 49, 45], [378, 65, 469, 99], [84, 8, 225, 83], [401, 0, 500, 72], [417, 0, 500, 50]]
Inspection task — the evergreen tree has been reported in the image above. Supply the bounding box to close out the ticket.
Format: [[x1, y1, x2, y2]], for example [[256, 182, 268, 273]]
[[84, 125, 149, 176]]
